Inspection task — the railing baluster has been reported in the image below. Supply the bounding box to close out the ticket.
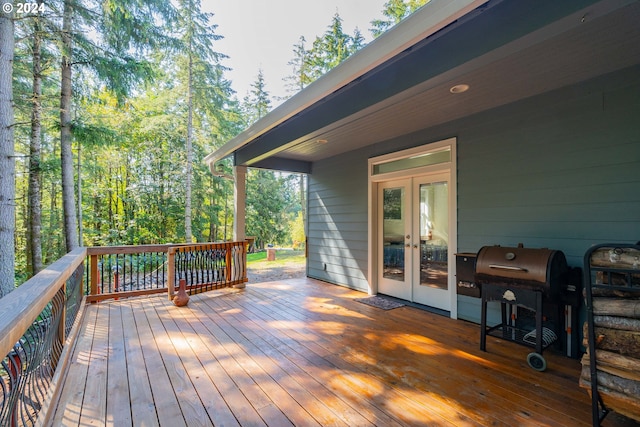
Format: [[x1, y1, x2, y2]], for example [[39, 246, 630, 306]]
[[90, 254, 98, 298]]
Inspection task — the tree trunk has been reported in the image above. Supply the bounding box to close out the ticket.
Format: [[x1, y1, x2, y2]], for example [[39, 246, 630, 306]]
[[28, 5, 44, 274], [299, 173, 306, 229], [0, 8, 15, 296], [60, 0, 79, 251], [44, 180, 58, 263], [77, 143, 83, 245], [185, 48, 193, 243]]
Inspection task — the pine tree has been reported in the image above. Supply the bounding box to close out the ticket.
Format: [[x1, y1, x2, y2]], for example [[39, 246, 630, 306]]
[[318, 13, 352, 71], [350, 28, 366, 53], [243, 69, 272, 126], [170, 0, 230, 243], [285, 12, 368, 93], [0, 7, 15, 296], [59, 0, 78, 251], [58, 0, 175, 252], [370, 0, 429, 38], [27, 1, 46, 274], [283, 36, 313, 95]]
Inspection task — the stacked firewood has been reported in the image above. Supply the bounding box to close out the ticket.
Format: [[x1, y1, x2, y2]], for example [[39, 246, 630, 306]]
[[580, 284, 640, 422]]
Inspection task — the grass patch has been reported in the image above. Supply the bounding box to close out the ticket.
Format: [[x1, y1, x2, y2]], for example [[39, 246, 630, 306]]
[[247, 249, 306, 269]]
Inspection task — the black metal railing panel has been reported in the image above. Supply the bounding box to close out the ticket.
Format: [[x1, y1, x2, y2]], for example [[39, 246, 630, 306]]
[[86, 250, 168, 295], [172, 241, 247, 293]]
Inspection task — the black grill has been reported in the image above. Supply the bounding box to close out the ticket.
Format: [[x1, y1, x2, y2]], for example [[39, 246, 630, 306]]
[[475, 244, 579, 371]]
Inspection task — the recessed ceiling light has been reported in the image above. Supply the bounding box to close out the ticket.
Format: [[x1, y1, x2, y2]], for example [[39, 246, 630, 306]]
[[317, 139, 328, 144], [450, 84, 470, 94]]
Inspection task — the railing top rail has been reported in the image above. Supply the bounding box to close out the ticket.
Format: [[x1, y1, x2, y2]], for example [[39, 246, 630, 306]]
[[87, 241, 248, 256], [168, 241, 247, 254], [87, 244, 171, 255], [0, 247, 87, 358]]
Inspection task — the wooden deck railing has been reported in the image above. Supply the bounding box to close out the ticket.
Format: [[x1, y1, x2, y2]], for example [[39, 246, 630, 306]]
[[0, 241, 247, 426], [0, 247, 86, 427], [86, 241, 248, 303]]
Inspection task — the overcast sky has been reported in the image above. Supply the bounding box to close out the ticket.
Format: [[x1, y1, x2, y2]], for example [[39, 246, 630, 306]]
[[202, 0, 387, 103]]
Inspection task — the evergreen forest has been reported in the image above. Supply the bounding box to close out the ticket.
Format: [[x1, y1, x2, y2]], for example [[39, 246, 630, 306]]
[[0, 0, 427, 295]]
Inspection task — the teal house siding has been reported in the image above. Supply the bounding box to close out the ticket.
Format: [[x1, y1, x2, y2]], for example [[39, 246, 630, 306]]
[[307, 151, 370, 291], [456, 68, 640, 265], [308, 66, 640, 322]]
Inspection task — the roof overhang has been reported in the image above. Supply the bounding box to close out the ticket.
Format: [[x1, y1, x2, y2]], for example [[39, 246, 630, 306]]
[[205, 0, 640, 174]]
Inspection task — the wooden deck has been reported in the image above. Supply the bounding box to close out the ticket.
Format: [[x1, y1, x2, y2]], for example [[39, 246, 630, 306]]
[[50, 278, 633, 426]]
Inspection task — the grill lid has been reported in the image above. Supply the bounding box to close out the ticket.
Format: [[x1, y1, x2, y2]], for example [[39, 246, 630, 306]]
[[475, 245, 568, 293]]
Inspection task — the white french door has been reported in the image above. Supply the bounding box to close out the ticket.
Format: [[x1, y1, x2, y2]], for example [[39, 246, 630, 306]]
[[378, 179, 412, 300], [378, 173, 451, 311]]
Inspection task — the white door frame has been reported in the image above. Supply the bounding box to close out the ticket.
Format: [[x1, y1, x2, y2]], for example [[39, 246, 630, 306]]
[[368, 137, 457, 319]]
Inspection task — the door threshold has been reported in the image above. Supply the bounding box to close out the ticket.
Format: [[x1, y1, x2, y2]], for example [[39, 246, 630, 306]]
[[378, 294, 450, 317]]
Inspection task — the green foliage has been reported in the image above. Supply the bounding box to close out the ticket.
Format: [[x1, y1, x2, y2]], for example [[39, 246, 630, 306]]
[[370, 0, 430, 38], [242, 69, 272, 126], [246, 170, 298, 249], [284, 12, 367, 94], [283, 36, 313, 94], [290, 211, 306, 249], [9, 0, 398, 285]]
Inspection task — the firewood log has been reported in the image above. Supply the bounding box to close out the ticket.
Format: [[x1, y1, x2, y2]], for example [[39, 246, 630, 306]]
[[594, 315, 640, 332], [590, 247, 640, 270], [580, 366, 640, 421], [591, 286, 640, 298], [582, 322, 640, 356], [581, 350, 640, 382], [584, 325, 640, 357], [582, 322, 605, 348], [593, 298, 640, 319], [580, 365, 640, 402]]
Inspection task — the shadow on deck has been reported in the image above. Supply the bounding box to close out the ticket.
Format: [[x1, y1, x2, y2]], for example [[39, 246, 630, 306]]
[[50, 278, 634, 426]]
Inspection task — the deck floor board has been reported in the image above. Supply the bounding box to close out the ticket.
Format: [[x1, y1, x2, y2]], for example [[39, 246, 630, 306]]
[[51, 278, 633, 426], [121, 300, 159, 427]]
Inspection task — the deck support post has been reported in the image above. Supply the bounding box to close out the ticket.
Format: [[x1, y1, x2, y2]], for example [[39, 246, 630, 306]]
[[233, 165, 247, 288]]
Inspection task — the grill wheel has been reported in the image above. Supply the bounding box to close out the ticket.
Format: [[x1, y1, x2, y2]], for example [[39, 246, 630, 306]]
[[527, 352, 547, 372]]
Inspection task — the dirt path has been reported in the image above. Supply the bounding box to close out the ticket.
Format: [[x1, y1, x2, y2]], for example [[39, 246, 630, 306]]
[[246, 263, 305, 283]]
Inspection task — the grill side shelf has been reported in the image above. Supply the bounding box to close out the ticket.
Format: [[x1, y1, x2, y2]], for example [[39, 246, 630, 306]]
[[582, 243, 640, 426]]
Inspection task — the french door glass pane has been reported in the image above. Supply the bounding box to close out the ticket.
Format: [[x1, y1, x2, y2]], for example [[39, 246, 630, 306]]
[[382, 187, 405, 281], [419, 182, 448, 289]]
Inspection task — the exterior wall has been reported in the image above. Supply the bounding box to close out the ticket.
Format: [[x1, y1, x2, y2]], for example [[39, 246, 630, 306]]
[[307, 153, 369, 291], [455, 67, 640, 322], [308, 66, 640, 322]]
